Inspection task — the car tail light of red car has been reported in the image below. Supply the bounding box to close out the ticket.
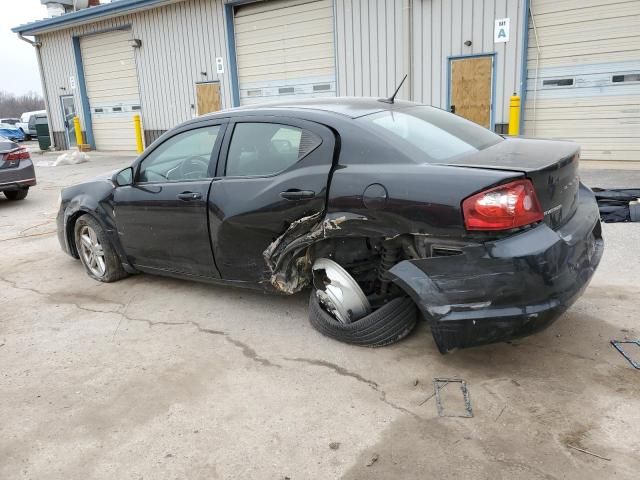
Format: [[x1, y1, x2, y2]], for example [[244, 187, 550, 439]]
[[462, 179, 544, 231], [2, 147, 31, 168]]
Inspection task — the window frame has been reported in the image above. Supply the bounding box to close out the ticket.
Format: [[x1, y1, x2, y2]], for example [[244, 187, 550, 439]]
[[217, 117, 323, 179], [132, 120, 228, 185]]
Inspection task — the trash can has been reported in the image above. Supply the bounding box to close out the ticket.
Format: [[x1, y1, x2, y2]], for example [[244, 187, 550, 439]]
[[34, 115, 51, 151]]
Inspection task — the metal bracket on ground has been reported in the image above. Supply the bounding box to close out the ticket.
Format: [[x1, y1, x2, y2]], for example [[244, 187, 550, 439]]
[[611, 340, 640, 369], [433, 378, 473, 418]]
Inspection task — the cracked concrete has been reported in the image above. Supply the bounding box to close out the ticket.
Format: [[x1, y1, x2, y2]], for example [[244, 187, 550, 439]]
[[1, 158, 640, 479]]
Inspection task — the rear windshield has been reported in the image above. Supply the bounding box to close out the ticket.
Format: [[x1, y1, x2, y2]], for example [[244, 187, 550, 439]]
[[360, 106, 502, 162]]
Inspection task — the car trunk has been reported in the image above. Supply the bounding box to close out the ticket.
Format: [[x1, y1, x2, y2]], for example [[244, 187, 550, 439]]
[[440, 138, 580, 230]]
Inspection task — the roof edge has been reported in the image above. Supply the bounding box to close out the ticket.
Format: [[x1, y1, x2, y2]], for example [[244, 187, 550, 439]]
[[12, 0, 180, 35]]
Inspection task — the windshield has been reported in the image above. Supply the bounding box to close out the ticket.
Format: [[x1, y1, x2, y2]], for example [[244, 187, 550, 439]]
[[360, 106, 502, 162]]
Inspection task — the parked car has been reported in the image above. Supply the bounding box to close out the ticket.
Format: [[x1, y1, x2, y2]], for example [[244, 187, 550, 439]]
[[0, 135, 36, 200], [18, 110, 46, 139], [0, 117, 21, 126], [0, 123, 26, 142], [56, 98, 603, 353]]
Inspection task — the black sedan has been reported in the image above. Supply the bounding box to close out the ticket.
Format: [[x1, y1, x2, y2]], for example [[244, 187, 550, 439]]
[[1, 136, 36, 200], [56, 98, 603, 353]]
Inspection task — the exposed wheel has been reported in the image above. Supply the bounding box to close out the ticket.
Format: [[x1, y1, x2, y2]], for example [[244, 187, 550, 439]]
[[309, 291, 417, 347], [74, 214, 127, 283], [4, 188, 28, 201]]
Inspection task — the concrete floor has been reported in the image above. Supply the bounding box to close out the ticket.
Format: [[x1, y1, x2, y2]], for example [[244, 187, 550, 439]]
[[1, 156, 639, 479]]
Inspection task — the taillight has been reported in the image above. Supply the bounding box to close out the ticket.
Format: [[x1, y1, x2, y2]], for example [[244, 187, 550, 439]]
[[4, 147, 31, 162], [462, 179, 543, 231]]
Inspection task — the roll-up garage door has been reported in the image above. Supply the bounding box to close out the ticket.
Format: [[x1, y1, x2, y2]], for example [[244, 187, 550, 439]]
[[80, 29, 142, 151], [524, 0, 640, 161], [234, 0, 337, 105]]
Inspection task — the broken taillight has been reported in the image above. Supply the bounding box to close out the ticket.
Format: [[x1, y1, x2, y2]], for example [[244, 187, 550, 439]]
[[462, 179, 543, 231]]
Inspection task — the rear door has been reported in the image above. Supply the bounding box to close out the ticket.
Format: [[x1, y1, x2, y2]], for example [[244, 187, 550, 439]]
[[113, 122, 226, 277], [208, 116, 335, 283]]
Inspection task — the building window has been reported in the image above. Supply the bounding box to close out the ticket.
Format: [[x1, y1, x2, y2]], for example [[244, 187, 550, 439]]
[[112, 107, 123, 112], [132, 105, 141, 111], [542, 78, 574, 87], [313, 84, 331, 92], [246, 89, 262, 97], [612, 74, 640, 83], [278, 87, 295, 94]]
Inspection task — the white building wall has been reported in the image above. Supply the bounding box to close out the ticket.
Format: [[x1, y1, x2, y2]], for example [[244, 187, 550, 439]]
[[334, 0, 525, 126], [36, 0, 230, 142]]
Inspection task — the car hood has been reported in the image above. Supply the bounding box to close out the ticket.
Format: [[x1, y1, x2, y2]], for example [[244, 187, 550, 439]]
[[0, 137, 19, 153]]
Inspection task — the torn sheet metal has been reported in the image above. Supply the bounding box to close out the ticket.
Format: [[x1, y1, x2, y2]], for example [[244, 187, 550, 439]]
[[434, 378, 473, 418], [262, 212, 369, 294], [610, 340, 640, 369]]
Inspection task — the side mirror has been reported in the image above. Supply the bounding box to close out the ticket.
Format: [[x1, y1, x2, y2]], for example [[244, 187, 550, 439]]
[[113, 167, 133, 187]]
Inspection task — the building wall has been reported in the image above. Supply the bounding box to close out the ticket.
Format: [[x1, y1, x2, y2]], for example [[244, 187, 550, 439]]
[[334, 0, 525, 126], [37, 0, 231, 146]]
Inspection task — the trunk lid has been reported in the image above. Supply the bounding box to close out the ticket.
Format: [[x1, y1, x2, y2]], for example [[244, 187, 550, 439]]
[[440, 138, 580, 229]]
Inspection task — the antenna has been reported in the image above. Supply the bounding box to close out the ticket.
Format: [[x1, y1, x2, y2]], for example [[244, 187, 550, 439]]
[[378, 75, 408, 104]]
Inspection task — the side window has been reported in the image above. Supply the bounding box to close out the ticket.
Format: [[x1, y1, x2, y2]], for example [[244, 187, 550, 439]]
[[138, 126, 220, 182], [225, 123, 321, 177]]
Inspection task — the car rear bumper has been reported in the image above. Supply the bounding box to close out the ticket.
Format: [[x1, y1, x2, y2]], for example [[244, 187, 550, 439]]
[[389, 184, 603, 353], [0, 160, 36, 191]]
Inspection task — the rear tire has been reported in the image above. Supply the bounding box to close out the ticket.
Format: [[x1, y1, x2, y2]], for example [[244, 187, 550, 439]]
[[309, 291, 417, 347], [74, 214, 127, 283], [4, 188, 28, 201]]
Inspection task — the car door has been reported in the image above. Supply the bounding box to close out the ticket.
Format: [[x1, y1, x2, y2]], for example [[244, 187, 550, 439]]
[[209, 116, 336, 284], [113, 121, 226, 278]]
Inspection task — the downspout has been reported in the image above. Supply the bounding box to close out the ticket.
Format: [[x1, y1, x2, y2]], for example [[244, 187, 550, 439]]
[[18, 33, 56, 150], [529, 3, 541, 136], [402, 0, 412, 100], [519, 0, 530, 135]]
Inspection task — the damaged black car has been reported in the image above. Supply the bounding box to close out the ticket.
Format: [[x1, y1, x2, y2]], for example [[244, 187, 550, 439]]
[[56, 98, 603, 353]]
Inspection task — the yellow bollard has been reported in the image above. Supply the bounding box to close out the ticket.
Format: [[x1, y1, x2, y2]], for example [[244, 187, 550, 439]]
[[508, 94, 520, 136], [73, 116, 84, 149], [133, 114, 144, 153]]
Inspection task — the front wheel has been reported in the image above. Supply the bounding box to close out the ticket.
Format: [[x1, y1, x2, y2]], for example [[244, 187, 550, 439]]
[[74, 214, 127, 282], [4, 188, 29, 200]]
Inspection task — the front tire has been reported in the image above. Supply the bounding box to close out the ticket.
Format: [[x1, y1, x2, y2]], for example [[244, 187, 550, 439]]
[[74, 214, 127, 283], [4, 188, 28, 200]]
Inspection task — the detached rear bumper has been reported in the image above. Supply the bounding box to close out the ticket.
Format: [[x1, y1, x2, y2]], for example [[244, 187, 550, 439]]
[[389, 184, 603, 353], [0, 159, 36, 191]]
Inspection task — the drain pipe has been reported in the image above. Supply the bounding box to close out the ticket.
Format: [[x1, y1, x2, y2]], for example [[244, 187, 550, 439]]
[[529, 5, 542, 136], [17, 32, 56, 150], [402, 0, 413, 100]]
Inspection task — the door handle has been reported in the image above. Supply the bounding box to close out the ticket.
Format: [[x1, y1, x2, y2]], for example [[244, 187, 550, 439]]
[[177, 191, 202, 201], [280, 189, 315, 200]]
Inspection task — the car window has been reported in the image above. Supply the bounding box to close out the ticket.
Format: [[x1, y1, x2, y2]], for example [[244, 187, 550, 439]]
[[225, 123, 321, 177], [360, 106, 502, 162], [138, 126, 220, 183]]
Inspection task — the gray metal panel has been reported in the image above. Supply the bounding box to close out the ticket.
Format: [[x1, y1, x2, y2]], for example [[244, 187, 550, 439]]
[[36, 0, 231, 136]]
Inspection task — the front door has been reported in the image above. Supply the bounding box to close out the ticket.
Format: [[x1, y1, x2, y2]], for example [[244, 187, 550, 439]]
[[208, 117, 335, 284], [449, 55, 494, 128], [196, 82, 222, 115], [60, 95, 77, 148], [113, 122, 226, 277]]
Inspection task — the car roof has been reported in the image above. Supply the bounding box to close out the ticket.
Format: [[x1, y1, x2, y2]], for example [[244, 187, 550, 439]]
[[205, 97, 420, 120]]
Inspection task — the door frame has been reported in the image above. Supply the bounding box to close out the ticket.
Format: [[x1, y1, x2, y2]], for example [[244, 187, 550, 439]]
[[194, 80, 222, 116], [446, 52, 496, 131], [59, 94, 77, 149]]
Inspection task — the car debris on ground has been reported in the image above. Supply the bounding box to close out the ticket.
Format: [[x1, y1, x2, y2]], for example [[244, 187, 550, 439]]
[[593, 188, 640, 222]]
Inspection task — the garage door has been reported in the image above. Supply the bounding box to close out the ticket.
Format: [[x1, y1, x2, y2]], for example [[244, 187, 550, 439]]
[[80, 29, 142, 151], [234, 0, 337, 105], [523, 0, 640, 161]]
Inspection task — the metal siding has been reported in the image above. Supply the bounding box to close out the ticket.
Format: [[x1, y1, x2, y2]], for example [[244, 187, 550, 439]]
[[524, 0, 640, 161], [37, 0, 231, 144], [404, 0, 522, 123]]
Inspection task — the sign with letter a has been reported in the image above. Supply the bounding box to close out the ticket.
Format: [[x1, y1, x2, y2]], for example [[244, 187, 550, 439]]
[[495, 18, 510, 43]]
